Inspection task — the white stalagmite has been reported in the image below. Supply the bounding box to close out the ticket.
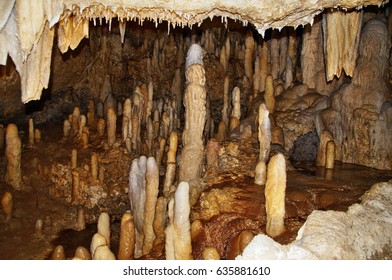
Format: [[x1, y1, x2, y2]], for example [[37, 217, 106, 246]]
[[142, 157, 159, 255], [166, 181, 193, 260], [5, 124, 22, 190], [128, 156, 147, 258], [179, 43, 206, 183], [265, 153, 286, 238]]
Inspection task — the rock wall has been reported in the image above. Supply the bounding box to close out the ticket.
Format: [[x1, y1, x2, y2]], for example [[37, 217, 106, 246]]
[[318, 19, 392, 170]]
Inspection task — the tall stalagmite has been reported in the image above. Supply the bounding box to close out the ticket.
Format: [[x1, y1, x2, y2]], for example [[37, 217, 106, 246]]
[[179, 44, 206, 183], [5, 124, 22, 190]]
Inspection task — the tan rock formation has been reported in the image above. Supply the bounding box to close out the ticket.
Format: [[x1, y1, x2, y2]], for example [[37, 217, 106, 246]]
[[5, 124, 22, 190], [179, 44, 206, 183]]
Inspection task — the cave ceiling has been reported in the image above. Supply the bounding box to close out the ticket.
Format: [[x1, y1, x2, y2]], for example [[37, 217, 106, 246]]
[[0, 0, 389, 102]]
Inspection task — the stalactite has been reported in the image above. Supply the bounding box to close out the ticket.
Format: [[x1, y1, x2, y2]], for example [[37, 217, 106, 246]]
[[222, 75, 230, 126], [244, 31, 255, 84], [270, 30, 280, 81], [323, 10, 362, 81]]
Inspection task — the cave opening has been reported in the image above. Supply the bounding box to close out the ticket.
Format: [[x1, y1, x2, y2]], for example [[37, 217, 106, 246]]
[[0, 2, 392, 261]]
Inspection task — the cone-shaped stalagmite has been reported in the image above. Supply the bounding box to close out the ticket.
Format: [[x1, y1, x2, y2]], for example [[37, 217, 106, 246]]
[[265, 153, 286, 238], [203, 247, 220, 260], [1, 191, 13, 221], [97, 212, 111, 248], [5, 124, 22, 190], [316, 130, 334, 167], [166, 181, 192, 260], [255, 104, 271, 185], [118, 210, 135, 260], [142, 157, 159, 255], [325, 140, 336, 169], [107, 107, 117, 146], [164, 132, 178, 197], [128, 156, 147, 258], [179, 44, 206, 183]]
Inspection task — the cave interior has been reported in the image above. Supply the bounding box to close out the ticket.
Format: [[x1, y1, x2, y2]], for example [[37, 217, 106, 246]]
[[0, 1, 392, 260]]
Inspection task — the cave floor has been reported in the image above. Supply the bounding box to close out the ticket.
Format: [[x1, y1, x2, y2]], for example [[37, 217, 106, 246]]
[[1, 123, 392, 260]]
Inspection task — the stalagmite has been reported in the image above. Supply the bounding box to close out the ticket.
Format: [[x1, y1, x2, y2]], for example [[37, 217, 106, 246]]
[[5, 124, 22, 190], [71, 107, 80, 136], [166, 182, 192, 260], [29, 118, 34, 145], [97, 118, 106, 137], [156, 138, 166, 171], [216, 121, 227, 142], [231, 86, 241, 121], [91, 153, 98, 182], [107, 107, 117, 147], [153, 196, 166, 248], [229, 117, 240, 132], [34, 129, 41, 143], [324, 10, 362, 80], [93, 245, 116, 260], [316, 130, 334, 167], [131, 107, 140, 152], [254, 161, 267, 186], [81, 129, 89, 149], [128, 156, 147, 258], [78, 115, 86, 137], [74, 247, 91, 260], [87, 100, 95, 126], [90, 233, 107, 257], [76, 207, 86, 231], [97, 212, 111, 248], [265, 153, 286, 238], [255, 104, 271, 185], [165, 198, 175, 260], [52, 245, 66, 260], [122, 98, 132, 141], [206, 139, 220, 169], [63, 119, 71, 138], [227, 230, 255, 259], [118, 210, 135, 260], [72, 171, 80, 203], [0, 125, 4, 152], [222, 75, 230, 126], [71, 149, 77, 169], [142, 157, 159, 255], [164, 132, 178, 196], [203, 247, 220, 260], [35, 219, 43, 236], [179, 44, 206, 183], [325, 140, 336, 170], [271, 126, 285, 146], [1, 191, 13, 221]]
